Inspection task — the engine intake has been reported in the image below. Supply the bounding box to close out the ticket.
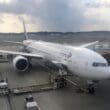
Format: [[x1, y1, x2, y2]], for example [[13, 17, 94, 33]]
[[13, 56, 29, 71]]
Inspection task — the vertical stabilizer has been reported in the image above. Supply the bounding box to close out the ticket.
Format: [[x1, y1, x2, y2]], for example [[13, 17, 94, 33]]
[[22, 19, 28, 40]]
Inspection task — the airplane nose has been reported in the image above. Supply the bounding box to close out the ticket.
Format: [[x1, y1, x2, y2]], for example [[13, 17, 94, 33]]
[[95, 66, 110, 79]]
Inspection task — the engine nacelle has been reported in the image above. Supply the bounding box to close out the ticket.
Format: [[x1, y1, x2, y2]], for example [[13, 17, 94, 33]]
[[13, 55, 29, 71]]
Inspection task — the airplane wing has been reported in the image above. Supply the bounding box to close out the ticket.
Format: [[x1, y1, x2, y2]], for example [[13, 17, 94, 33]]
[[80, 41, 99, 49], [0, 50, 68, 71], [0, 49, 69, 73], [0, 50, 43, 59], [0, 50, 65, 66]]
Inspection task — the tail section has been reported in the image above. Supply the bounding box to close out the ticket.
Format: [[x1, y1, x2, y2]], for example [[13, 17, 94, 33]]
[[3, 18, 29, 45], [22, 19, 29, 40], [3, 19, 28, 45]]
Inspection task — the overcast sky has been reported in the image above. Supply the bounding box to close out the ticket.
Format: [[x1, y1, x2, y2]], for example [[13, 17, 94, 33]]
[[0, 0, 110, 32]]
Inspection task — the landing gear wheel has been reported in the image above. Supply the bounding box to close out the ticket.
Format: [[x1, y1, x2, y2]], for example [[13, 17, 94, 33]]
[[28, 63, 32, 69], [87, 85, 95, 94]]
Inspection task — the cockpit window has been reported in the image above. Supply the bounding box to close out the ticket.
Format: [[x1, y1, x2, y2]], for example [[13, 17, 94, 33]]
[[92, 62, 107, 67]]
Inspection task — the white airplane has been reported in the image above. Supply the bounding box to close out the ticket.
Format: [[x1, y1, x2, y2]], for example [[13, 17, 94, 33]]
[[0, 21, 110, 93]]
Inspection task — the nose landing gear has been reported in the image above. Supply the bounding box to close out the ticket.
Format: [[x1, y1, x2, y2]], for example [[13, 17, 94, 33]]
[[87, 84, 95, 94], [87, 80, 98, 94]]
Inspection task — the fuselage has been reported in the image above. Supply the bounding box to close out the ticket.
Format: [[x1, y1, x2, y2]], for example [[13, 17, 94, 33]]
[[23, 39, 110, 80]]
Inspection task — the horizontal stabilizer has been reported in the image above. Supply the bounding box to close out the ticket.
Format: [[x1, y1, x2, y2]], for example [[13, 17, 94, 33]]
[[3, 40, 22, 45]]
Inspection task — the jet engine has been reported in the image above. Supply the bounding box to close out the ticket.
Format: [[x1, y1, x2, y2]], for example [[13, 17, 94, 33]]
[[13, 55, 29, 71]]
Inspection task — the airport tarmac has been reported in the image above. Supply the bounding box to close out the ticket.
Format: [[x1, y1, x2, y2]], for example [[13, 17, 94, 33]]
[[0, 39, 110, 110]]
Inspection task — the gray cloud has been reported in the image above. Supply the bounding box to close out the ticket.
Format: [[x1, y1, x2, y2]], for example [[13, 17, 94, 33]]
[[0, 0, 86, 32]]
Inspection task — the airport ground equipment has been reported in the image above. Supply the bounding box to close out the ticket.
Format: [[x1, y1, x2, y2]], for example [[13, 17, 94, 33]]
[[25, 94, 40, 110], [0, 79, 8, 89], [47, 68, 91, 93], [11, 75, 67, 95], [10, 71, 68, 95], [54, 75, 67, 89], [0, 70, 68, 96], [0, 67, 97, 96], [0, 72, 9, 95], [0, 79, 9, 95], [11, 83, 55, 95]]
